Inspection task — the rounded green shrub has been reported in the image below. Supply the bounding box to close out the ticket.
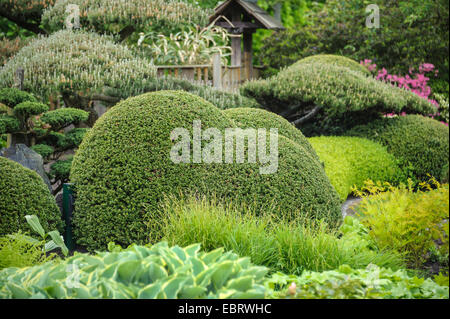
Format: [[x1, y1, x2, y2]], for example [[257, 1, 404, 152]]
[[294, 54, 372, 76], [0, 88, 37, 108], [30, 144, 54, 160], [346, 115, 449, 182], [223, 108, 319, 162], [70, 90, 341, 251], [309, 136, 407, 201], [0, 157, 63, 236]]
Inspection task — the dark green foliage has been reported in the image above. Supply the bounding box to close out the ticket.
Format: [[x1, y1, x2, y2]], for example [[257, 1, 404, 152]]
[[70, 91, 341, 251], [0, 88, 36, 108], [49, 157, 73, 183], [13, 101, 49, 122], [0, 114, 20, 134], [0, 157, 63, 236], [30, 144, 54, 160], [57, 128, 89, 150], [346, 115, 449, 182], [40, 108, 89, 131], [223, 107, 319, 162]]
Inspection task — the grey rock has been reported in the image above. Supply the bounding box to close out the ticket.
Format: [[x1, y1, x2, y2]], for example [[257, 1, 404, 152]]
[[1, 144, 52, 192]]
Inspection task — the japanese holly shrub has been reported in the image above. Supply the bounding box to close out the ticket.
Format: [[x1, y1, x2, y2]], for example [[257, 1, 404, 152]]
[[0, 242, 268, 299], [293, 54, 372, 76], [241, 58, 436, 135], [353, 180, 449, 270], [70, 90, 341, 251], [0, 157, 63, 236], [346, 115, 449, 182], [223, 108, 319, 162], [308, 136, 408, 201]]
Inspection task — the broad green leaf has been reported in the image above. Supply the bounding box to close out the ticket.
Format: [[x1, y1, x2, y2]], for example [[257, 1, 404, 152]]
[[137, 282, 162, 299], [25, 215, 45, 238], [48, 231, 69, 256]]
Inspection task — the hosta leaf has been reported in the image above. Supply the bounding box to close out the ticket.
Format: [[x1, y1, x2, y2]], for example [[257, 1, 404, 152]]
[[201, 248, 224, 264], [179, 285, 207, 299], [148, 263, 168, 282], [160, 275, 188, 299], [117, 260, 142, 284], [211, 261, 235, 290], [226, 276, 254, 292], [138, 282, 162, 299], [7, 283, 32, 299]]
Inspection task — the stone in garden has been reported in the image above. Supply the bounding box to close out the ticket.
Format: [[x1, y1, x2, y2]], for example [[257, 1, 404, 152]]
[[0, 143, 52, 192]]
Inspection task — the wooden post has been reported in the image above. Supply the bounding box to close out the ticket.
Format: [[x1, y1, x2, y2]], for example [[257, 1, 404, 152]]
[[243, 32, 253, 81], [213, 53, 222, 89], [231, 11, 242, 67]]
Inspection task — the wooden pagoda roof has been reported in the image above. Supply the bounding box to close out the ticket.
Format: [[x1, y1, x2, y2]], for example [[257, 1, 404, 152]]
[[210, 0, 285, 31]]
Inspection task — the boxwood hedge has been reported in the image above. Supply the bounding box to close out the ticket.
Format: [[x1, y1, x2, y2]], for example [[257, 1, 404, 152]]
[[0, 157, 63, 235], [309, 136, 408, 201], [346, 115, 449, 182], [70, 91, 341, 251], [223, 108, 319, 162]]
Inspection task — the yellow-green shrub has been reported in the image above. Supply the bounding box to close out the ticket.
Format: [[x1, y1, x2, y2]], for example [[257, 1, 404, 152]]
[[354, 180, 449, 269], [309, 136, 407, 201]]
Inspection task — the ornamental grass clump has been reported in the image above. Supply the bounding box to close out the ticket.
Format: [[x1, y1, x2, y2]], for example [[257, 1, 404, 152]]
[[70, 90, 341, 251]]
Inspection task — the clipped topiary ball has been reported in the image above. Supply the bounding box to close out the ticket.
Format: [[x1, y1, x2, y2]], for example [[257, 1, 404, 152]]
[[71, 91, 341, 251], [0, 157, 63, 235], [346, 115, 449, 182], [223, 107, 320, 162], [294, 54, 372, 76]]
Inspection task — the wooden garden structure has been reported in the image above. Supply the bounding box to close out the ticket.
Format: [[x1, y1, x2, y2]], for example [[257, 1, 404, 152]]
[[155, 0, 284, 93], [209, 0, 285, 80]]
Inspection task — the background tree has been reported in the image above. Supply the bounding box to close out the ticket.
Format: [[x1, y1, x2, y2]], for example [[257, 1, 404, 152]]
[[0, 88, 89, 193], [257, 0, 449, 97]]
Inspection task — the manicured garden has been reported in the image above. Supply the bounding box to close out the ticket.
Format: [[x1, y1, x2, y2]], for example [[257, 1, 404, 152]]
[[0, 0, 449, 300]]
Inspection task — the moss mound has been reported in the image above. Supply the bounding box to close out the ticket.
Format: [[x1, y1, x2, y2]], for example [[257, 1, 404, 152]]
[[346, 115, 449, 182], [294, 54, 372, 76], [309, 136, 407, 201], [0, 157, 63, 235], [70, 91, 341, 251], [223, 107, 319, 162]]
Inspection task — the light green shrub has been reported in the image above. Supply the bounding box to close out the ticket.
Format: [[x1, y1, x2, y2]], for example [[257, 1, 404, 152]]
[[309, 136, 407, 201], [0, 242, 268, 299], [223, 107, 319, 162], [0, 157, 63, 235], [70, 90, 341, 251], [346, 115, 449, 182], [241, 57, 436, 135], [154, 197, 404, 276], [353, 180, 449, 270]]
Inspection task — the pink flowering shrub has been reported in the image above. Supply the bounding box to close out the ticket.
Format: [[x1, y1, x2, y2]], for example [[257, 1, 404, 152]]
[[361, 59, 448, 126]]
